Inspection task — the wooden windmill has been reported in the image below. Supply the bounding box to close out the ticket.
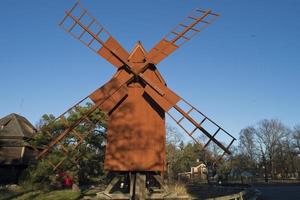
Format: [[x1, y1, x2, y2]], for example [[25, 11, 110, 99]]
[[37, 1, 236, 199]]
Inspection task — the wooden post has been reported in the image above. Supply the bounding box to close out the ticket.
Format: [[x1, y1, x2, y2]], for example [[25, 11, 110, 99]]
[[135, 173, 146, 200], [104, 176, 120, 194]]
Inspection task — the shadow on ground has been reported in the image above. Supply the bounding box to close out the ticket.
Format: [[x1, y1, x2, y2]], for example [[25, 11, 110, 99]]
[[186, 183, 248, 199]]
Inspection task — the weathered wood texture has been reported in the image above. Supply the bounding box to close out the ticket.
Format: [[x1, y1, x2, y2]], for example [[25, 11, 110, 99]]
[[0, 113, 36, 166], [90, 44, 167, 172]]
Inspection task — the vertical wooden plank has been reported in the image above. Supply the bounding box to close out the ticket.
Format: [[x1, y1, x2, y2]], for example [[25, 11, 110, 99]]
[[135, 173, 146, 200], [129, 173, 135, 199]]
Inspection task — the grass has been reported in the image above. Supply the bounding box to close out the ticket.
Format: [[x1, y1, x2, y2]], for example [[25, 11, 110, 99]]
[[13, 191, 43, 200], [38, 190, 81, 200], [0, 186, 30, 200], [82, 188, 100, 196], [168, 183, 189, 196], [0, 189, 81, 200]]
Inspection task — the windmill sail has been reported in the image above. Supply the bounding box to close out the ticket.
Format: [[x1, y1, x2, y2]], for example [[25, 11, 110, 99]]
[[60, 2, 129, 68], [36, 76, 131, 170], [36, 98, 104, 170], [167, 98, 235, 159], [147, 8, 219, 65], [142, 77, 235, 158]]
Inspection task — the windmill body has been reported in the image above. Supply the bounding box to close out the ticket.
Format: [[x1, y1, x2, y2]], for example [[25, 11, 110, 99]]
[[36, 2, 237, 198], [92, 43, 167, 171]]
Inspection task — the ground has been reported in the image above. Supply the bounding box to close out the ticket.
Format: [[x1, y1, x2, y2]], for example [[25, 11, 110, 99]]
[[1, 182, 300, 200], [0, 189, 81, 200], [255, 184, 300, 200], [186, 183, 245, 199]]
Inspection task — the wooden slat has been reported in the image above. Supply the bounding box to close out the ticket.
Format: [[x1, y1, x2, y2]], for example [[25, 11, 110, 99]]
[[146, 8, 219, 65], [36, 74, 133, 160], [177, 107, 193, 124], [174, 104, 231, 154], [60, 1, 130, 69], [143, 76, 234, 156]]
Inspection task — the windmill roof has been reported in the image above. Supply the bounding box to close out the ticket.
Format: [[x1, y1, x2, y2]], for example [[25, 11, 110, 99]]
[[0, 113, 36, 139]]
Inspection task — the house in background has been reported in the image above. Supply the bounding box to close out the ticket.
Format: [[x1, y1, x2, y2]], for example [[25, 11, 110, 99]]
[[178, 162, 208, 182], [191, 163, 208, 180], [0, 113, 37, 183]]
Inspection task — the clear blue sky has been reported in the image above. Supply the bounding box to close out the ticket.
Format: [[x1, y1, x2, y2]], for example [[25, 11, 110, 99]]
[[0, 0, 300, 141]]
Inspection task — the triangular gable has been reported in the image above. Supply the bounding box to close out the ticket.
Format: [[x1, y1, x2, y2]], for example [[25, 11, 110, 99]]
[[128, 41, 147, 63]]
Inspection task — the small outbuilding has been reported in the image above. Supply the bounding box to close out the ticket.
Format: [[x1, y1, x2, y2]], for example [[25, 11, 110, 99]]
[[0, 113, 37, 183]]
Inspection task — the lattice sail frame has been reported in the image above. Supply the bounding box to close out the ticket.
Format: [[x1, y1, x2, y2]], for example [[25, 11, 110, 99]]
[[59, 1, 130, 68], [36, 97, 107, 171], [141, 72, 236, 160], [167, 98, 235, 160], [59, 2, 109, 53], [146, 8, 219, 65], [165, 8, 219, 46]]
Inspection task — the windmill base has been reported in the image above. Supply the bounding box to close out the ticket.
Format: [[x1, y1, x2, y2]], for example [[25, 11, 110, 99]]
[[94, 172, 189, 200]]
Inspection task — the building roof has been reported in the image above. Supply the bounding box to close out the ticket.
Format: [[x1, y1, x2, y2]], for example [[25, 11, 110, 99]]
[[0, 113, 36, 139]]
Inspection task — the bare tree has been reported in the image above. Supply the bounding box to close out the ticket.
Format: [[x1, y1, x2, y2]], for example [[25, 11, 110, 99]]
[[165, 124, 183, 181], [166, 123, 183, 147], [273, 137, 298, 178], [293, 125, 300, 153], [292, 125, 300, 178], [238, 126, 257, 168], [255, 119, 289, 179]]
